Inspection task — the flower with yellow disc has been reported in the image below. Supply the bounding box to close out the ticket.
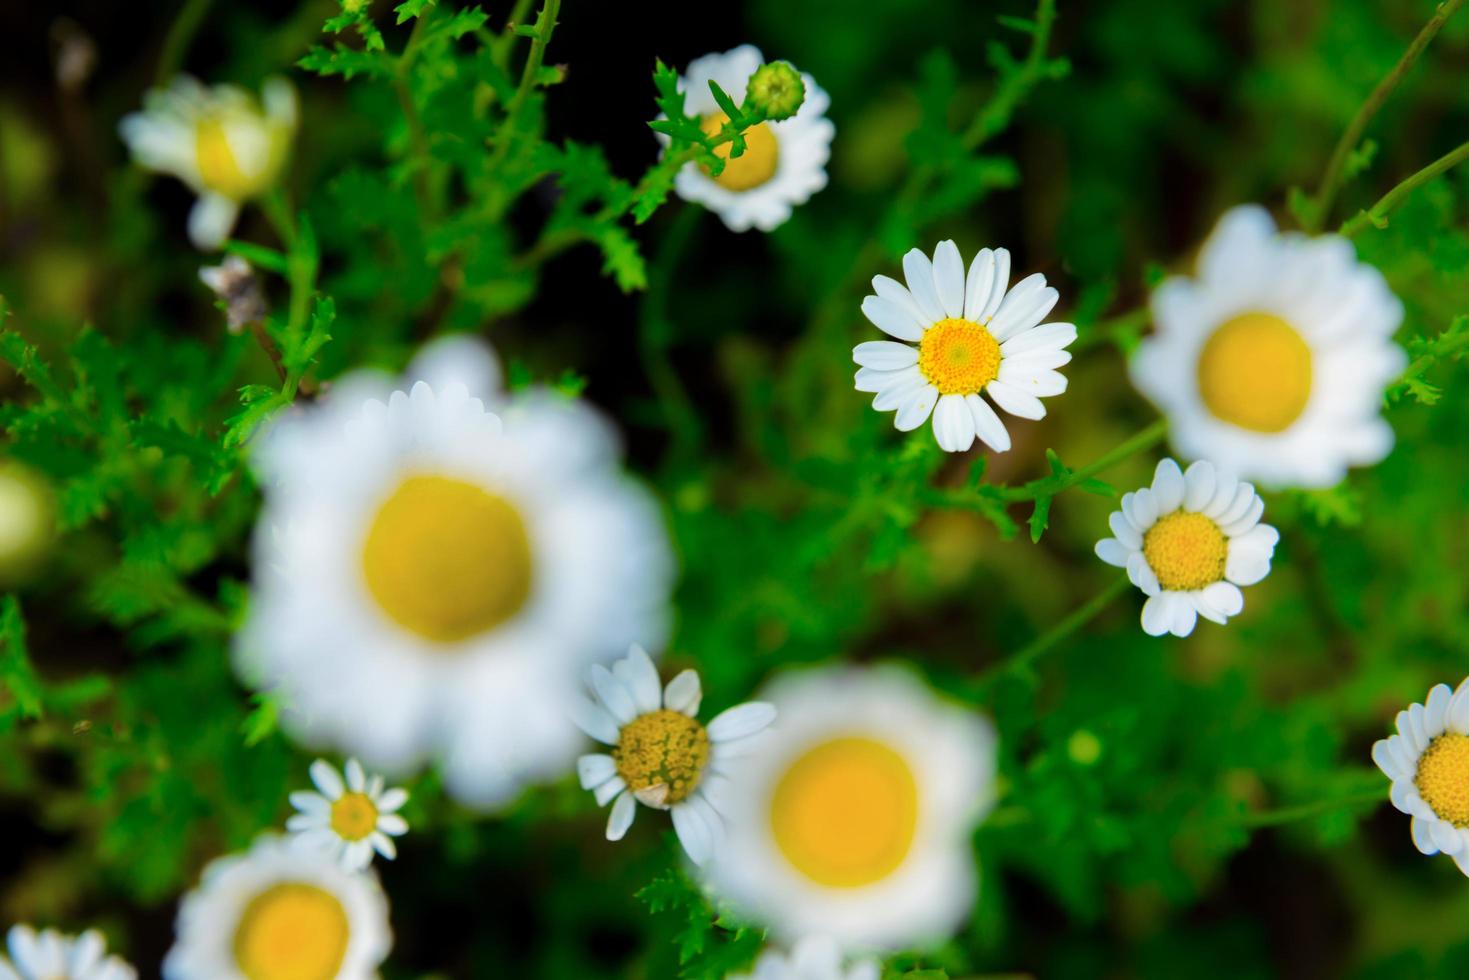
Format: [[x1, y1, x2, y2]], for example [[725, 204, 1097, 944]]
[[704, 665, 995, 951], [853, 241, 1075, 453], [163, 836, 390, 980], [667, 46, 833, 232], [1372, 679, 1469, 875], [287, 759, 409, 872], [1095, 457, 1278, 638], [573, 645, 776, 865], [1130, 205, 1406, 488], [120, 76, 297, 249]]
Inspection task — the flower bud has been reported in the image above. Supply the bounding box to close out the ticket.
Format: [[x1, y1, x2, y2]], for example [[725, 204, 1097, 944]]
[[745, 61, 805, 121]]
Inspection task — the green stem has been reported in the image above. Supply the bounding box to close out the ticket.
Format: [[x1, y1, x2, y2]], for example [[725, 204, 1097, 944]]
[[395, 15, 434, 215], [998, 418, 1168, 501], [960, 0, 1058, 151], [485, 0, 561, 193], [973, 576, 1132, 686], [1307, 0, 1466, 232], [490, 0, 537, 71], [259, 190, 318, 395], [154, 0, 215, 85], [1240, 787, 1385, 828], [1340, 140, 1469, 238]]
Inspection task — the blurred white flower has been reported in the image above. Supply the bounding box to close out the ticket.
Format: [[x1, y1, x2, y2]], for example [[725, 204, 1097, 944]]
[[854, 241, 1075, 453], [705, 665, 995, 951], [1095, 457, 1278, 638], [120, 76, 297, 249], [0, 925, 134, 980], [1131, 204, 1406, 488], [238, 336, 674, 806], [287, 759, 409, 872], [726, 936, 878, 980], [574, 644, 775, 865], [1373, 680, 1469, 876], [163, 836, 390, 980], [0, 461, 53, 584]]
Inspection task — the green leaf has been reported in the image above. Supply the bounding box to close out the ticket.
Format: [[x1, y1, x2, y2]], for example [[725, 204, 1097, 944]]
[[0, 596, 43, 722], [394, 0, 435, 23]]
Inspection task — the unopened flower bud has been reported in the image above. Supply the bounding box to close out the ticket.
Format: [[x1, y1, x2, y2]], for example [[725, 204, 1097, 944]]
[[745, 61, 805, 121]]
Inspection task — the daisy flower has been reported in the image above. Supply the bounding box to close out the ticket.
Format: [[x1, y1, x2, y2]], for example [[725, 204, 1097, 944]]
[[287, 759, 410, 872], [163, 836, 391, 980], [728, 936, 879, 980], [1131, 205, 1406, 488], [667, 45, 834, 232], [120, 76, 297, 249], [0, 926, 135, 980], [238, 336, 674, 807], [854, 241, 1075, 453], [1372, 679, 1469, 875], [705, 666, 995, 950], [1095, 458, 1279, 638], [573, 645, 776, 866]]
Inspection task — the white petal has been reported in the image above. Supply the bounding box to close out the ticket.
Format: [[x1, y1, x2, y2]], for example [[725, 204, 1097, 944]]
[[855, 364, 919, 393], [990, 276, 1058, 341], [1412, 815, 1439, 854], [289, 791, 329, 815], [861, 296, 926, 342], [1108, 510, 1142, 549], [1000, 321, 1076, 355], [852, 340, 919, 369], [1168, 597, 1199, 637], [707, 702, 777, 742], [985, 380, 1046, 420], [1433, 818, 1464, 854], [594, 775, 627, 806], [1095, 538, 1130, 568], [671, 801, 713, 865], [664, 669, 703, 716], [1151, 458, 1185, 512], [1124, 487, 1159, 530], [1127, 551, 1160, 595], [894, 385, 939, 431], [310, 760, 344, 799], [1426, 683, 1453, 736], [371, 832, 399, 860], [606, 791, 637, 841], [980, 247, 1011, 320], [932, 239, 966, 317], [1224, 547, 1272, 587], [932, 393, 976, 452], [1201, 581, 1243, 617], [570, 695, 621, 745], [578, 754, 618, 790], [376, 813, 409, 835], [1140, 594, 1171, 636], [1372, 739, 1403, 780], [901, 249, 946, 322], [188, 193, 241, 250], [589, 664, 638, 724], [964, 248, 997, 321], [617, 644, 663, 714], [966, 394, 1011, 452], [1182, 460, 1217, 512]]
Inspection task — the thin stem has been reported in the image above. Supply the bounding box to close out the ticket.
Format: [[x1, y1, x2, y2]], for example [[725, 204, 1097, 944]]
[[490, 0, 537, 71], [154, 0, 215, 85], [247, 321, 287, 384], [1307, 0, 1466, 232], [485, 0, 560, 190], [997, 418, 1169, 502], [973, 576, 1132, 686], [960, 0, 1058, 151], [1340, 140, 1469, 237], [1240, 786, 1384, 828]]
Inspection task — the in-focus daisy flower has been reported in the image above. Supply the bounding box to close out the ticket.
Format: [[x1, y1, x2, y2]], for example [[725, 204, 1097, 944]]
[[120, 76, 297, 249], [0, 925, 135, 980], [163, 836, 390, 980], [239, 336, 673, 806], [727, 936, 879, 980], [1131, 205, 1406, 488], [287, 759, 410, 872], [1095, 458, 1278, 638], [573, 644, 776, 866], [854, 241, 1075, 453], [667, 45, 834, 232], [706, 666, 995, 950], [0, 460, 54, 585], [1372, 680, 1469, 875]]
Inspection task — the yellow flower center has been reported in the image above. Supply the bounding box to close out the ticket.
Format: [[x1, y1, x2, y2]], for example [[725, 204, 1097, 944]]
[[1196, 312, 1313, 433], [769, 736, 918, 888], [361, 474, 534, 644], [195, 117, 254, 200], [1142, 511, 1228, 591], [233, 883, 350, 980], [918, 317, 1001, 395], [700, 113, 780, 191], [613, 709, 710, 805], [329, 792, 379, 842], [1416, 733, 1469, 826]]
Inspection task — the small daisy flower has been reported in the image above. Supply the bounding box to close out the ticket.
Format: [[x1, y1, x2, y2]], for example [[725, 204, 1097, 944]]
[[854, 241, 1075, 453], [238, 336, 674, 807], [287, 759, 410, 872], [727, 936, 879, 980], [573, 644, 776, 866], [163, 836, 390, 980], [1131, 205, 1406, 488], [1372, 680, 1469, 875], [0, 926, 135, 980], [120, 76, 297, 249], [1095, 458, 1279, 638], [667, 45, 834, 232], [706, 666, 995, 951]]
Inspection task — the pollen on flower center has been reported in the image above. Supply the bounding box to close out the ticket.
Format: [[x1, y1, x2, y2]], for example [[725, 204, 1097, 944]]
[[329, 792, 379, 841], [1196, 312, 1313, 433], [918, 317, 1002, 395], [233, 883, 349, 980], [700, 113, 780, 192], [613, 709, 710, 805], [1416, 733, 1469, 826], [769, 736, 918, 888], [1142, 511, 1227, 591], [362, 474, 534, 645]]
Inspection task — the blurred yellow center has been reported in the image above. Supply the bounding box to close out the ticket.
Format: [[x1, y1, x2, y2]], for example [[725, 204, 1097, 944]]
[[614, 709, 709, 805], [918, 318, 1001, 395], [700, 113, 780, 191], [1142, 511, 1227, 591], [1196, 312, 1312, 432], [233, 883, 349, 980], [770, 736, 918, 888], [196, 117, 255, 200], [1416, 733, 1469, 826], [330, 792, 379, 841], [362, 475, 533, 644]]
